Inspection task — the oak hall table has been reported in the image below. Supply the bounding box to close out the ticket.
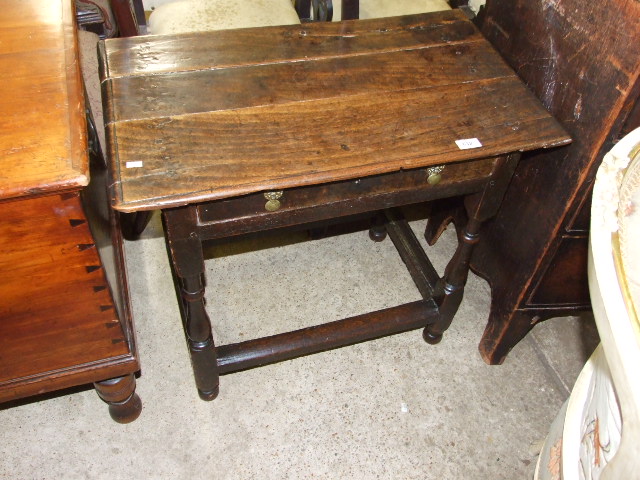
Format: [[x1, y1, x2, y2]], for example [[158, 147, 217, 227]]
[[99, 10, 570, 400], [0, 0, 140, 422]]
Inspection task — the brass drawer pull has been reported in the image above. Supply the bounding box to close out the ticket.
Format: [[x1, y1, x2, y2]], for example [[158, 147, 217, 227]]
[[264, 191, 284, 211], [426, 166, 444, 185]]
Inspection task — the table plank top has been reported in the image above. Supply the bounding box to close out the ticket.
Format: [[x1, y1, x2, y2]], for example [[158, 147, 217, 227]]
[[100, 10, 570, 212], [0, 0, 88, 201]]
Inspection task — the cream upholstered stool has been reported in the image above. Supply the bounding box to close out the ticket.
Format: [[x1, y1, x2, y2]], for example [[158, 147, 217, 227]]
[[332, 0, 451, 21], [147, 0, 451, 33], [147, 0, 301, 35], [534, 127, 640, 479]]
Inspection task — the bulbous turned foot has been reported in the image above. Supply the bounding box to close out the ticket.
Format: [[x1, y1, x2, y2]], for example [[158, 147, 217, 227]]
[[422, 327, 443, 345], [94, 374, 142, 424], [108, 393, 142, 424], [198, 385, 220, 401], [368, 225, 387, 242]]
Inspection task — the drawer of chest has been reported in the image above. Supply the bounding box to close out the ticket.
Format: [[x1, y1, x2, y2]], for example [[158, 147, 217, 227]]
[[526, 236, 590, 308], [195, 157, 498, 239]]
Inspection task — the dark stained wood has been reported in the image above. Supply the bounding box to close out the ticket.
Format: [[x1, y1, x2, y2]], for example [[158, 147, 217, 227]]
[[120, 210, 153, 240], [108, 0, 139, 36], [566, 193, 591, 233], [295, 0, 312, 21], [621, 98, 640, 139], [107, 80, 565, 212], [217, 300, 438, 374], [469, 0, 640, 364], [196, 158, 497, 240], [424, 197, 467, 245], [425, 154, 519, 343], [368, 213, 388, 242], [526, 237, 590, 307], [163, 207, 219, 401], [100, 12, 568, 213], [99, 10, 479, 78], [341, 0, 359, 20], [101, 12, 569, 399], [105, 44, 515, 123], [94, 374, 142, 423], [384, 209, 440, 299]]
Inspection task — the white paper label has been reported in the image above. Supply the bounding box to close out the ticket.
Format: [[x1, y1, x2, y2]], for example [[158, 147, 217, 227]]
[[455, 138, 482, 150], [126, 161, 143, 168]]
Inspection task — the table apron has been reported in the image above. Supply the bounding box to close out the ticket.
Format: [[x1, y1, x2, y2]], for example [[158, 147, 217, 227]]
[[195, 157, 497, 240]]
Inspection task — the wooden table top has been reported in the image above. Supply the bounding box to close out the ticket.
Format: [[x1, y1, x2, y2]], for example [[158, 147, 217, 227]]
[[0, 0, 88, 201], [100, 10, 570, 213]]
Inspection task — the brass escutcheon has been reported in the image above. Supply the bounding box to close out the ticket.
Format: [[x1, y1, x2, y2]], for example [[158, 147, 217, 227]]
[[264, 191, 284, 211], [426, 166, 444, 185]]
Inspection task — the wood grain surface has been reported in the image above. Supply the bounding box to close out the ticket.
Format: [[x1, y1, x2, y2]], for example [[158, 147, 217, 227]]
[[101, 10, 480, 78], [0, 194, 134, 401], [0, 0, 88, 201], [469, 0, 640, 364], [100, 10, 570, 212]]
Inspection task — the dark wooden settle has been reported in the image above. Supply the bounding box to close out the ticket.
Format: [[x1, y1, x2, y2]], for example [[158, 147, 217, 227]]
[[465, 0, 640, 363]]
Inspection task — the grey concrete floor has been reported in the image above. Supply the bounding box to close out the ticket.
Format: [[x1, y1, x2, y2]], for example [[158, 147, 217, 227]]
[[0, 214, 598, 479]]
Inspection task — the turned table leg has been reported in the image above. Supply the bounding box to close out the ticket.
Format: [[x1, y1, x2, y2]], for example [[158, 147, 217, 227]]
[[368, 213, 388, 242], [424, 197, 467, 246], [424, 154, 521, 343], [424, 214, 482, 344], [163, 206, 220, 401], [94, 374, 142, 423]]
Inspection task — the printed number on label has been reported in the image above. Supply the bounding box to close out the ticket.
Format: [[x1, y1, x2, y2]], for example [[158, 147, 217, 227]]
[[455, 138, 482, 150]]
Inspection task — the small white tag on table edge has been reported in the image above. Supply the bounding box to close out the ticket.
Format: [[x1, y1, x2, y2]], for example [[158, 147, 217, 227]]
[[455, 138, 482, 150], [126, 161, 143, 168]]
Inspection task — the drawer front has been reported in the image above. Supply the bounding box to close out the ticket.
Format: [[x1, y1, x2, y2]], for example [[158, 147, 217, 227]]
[[526, 236, 591, 308], [196, 157, 498, 239]]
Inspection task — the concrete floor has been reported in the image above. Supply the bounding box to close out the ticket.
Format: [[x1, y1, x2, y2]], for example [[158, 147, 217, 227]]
[[0, 214, 598, 479]]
